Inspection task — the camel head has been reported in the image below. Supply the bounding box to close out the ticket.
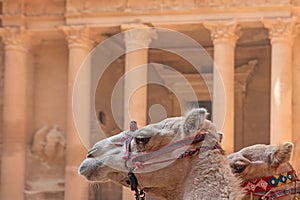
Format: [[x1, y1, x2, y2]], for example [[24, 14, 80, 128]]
[[228, 142, 294, 181], [78, 108, 222, 198]]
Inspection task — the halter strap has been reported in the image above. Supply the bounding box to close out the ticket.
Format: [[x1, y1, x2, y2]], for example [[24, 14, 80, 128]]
[[242, 170, 299, 193], [132, 143, 223, 169], [123, 126, 223, 170], [131, 131, 207, 163], [251, 186, 300, 199], [122, 121, 138, 160], [122, 121, 223, 200]]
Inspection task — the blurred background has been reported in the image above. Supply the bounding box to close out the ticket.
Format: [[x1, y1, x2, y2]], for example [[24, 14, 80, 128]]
[[0, 0, 300, 199]]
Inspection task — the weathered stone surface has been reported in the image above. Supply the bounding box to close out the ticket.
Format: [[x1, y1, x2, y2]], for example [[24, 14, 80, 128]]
[[31, 126, 65, 163], [24, 190, 64, 200], [77, 0, 293, 12], [94, 57, 124, 139], [235, 45, 271, 150], [23, 40, 67, 200], [0, 42, 3, 186], [0, 1, 299, 200], [25, 0, 65, 15]]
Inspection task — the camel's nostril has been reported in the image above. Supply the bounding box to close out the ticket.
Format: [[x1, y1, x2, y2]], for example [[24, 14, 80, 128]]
[[87, 147, 98, 158], [87, 153, 94, 158]]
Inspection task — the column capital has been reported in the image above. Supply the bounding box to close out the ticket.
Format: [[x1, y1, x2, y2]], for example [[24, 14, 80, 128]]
[[0, 27, 28, 52], [60, 25, 94, 50], [262, 17, 298, 46], [121, 23, 157, 51], [203, 20, 239, 47]]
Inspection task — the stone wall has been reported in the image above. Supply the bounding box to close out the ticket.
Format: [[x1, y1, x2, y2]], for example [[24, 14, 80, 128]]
[[67, 0, 292, 12], [24, 0, 65, 15], [0, 0, 299, 200], [0, 42, 4, 186], [93, 57, 124, 199], [25, 40, 68, 200], [2, 0, 65, 15], [234, 45, 271, 151], [94, 57, 124, 139]]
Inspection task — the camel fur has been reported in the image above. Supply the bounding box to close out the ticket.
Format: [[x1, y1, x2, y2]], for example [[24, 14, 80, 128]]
[[79, 108, 244, 200]]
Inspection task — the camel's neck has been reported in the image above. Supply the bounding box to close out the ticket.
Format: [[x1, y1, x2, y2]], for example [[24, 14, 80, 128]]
[[137, 159, 191, 200], [181, 150, 245, 200]]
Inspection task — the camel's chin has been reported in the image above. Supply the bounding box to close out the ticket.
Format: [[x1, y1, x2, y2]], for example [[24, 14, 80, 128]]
[[87, 172, 130, 187], [86, 175, 109, 182]]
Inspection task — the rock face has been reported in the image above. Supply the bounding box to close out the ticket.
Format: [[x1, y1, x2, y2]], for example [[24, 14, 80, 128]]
[[24, 190, 64, 200], [0, 1, 300, 200], [0, 42, 3, 188]]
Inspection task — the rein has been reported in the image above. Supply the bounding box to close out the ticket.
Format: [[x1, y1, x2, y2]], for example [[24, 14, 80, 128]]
[[242, 170, 300, 199], [123, 121, 145, 200], [122, 120, 223, 200]]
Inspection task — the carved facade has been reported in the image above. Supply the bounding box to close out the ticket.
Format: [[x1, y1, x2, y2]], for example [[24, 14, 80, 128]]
[[0, 1, 300, 200]]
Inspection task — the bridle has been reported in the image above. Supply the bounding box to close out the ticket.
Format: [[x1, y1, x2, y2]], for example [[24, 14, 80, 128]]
[[123, 121, 146, 200], [122, 121, 224, 200], [241, 168, 300, 200]]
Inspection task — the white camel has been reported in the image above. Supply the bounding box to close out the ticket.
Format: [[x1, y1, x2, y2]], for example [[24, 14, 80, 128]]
[[79, 108, 244, 200], [228, 142, 300, 199]]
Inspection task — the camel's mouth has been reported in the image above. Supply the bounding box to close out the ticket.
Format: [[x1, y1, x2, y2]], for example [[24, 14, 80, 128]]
[[79, 158, 130, 185]]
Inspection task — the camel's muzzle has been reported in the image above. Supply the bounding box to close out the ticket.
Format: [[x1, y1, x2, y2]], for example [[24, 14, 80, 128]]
[[78, 158, 104, 176]]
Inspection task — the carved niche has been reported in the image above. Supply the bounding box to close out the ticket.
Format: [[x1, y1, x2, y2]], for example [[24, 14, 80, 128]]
[[31, 126, 66, 163]]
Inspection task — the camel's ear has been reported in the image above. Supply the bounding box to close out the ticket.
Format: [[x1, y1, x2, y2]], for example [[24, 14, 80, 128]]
[[183, 108, 207, 135], [270, 142, 294, 168]]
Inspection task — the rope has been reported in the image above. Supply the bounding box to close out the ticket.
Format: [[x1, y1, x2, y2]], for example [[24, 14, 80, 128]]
[[131, 132, 208, 165], [124, 121, 145, 200], [122, 121, 138, 160], [123, 121, 222, 200], [249, 184, 300, 199], [133, 144, 222, 169], [253, 187, 300, 199]]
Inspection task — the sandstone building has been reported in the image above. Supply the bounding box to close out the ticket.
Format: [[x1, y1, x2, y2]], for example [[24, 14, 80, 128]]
[[0, 0, 300, 200]]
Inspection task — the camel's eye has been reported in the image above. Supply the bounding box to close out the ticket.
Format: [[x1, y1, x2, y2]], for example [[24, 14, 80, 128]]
[[135, 136, 151, 144], [231, 163, 247, 173]]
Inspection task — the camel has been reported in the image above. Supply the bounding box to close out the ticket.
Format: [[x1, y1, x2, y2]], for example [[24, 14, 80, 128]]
[[228, 142, 300, 199], [79, 108, 244, 200]]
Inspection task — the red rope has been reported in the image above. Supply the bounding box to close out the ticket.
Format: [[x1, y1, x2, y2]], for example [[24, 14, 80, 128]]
[[131, 131, 207, 164], [122, 121, 138, 160]]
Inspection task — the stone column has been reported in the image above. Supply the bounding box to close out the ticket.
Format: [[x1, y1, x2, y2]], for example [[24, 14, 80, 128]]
[[61, 25, 94, 200], [122, 24, 156, 200], [0, 27, 28, 200], [122, 24, 157, 127], [204, 21, 239, 153], [263, 17, 297, 145], [292, 32, 300, 172]]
